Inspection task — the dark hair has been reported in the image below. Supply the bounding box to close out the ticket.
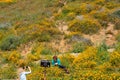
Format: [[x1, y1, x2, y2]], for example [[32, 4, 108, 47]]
[[22, 66, 28, 69], [53, 55, 57, 59], [22, 66, 25, 69]]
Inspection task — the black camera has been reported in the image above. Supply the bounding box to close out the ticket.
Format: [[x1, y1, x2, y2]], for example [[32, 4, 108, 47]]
[[40, 60, 50, 67]]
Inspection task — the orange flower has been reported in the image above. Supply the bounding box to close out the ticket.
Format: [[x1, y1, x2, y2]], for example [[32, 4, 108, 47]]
[[0, 0, 13, 2]]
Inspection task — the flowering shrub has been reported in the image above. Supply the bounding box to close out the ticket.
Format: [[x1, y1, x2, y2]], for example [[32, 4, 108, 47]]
[[0, 65, 17, 79], [116, 34, 120, 42], [27, 53, 40, 61], [0, 32, 3, 40], [106, 1, 120, 9], [17, 59, 27, 67], [72, 42, 88, 53], [8, 51, 21, 64], [90, 8, 110, 27], [115, 42, 120, 52], [63, 2, 95, 15], [59, 53, 75, 67], [110, 51, 120, 67], [0, 0, 13, 2], [73, 47, 97, 69], [0, 52, 9, 63], [40, 48, 52, 55], [69, 19, 101, 34]]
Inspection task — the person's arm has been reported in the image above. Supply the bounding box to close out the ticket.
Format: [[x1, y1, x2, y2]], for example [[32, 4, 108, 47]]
[[57, 59, 61, 65], [28, 66, 31, 73], [24, 66, 31, 74], [52, 59, 55, 66]]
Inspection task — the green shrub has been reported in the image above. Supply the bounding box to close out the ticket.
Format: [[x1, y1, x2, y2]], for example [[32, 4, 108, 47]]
[[73, 47, 97, 69], [0, 35, 20, 51], [40, 48, 52, 55], [112, 9, 120, 18], [0, 65, 17, 79], [110, 51, 120, 67], [59, 54, 75, 67], [114, 19, 120, 30], [91, 9, 110, 27], [1, 52, 10, 64], [72, 42, 88, 53], [105, 1, 120, 9], [96, 43, 110, 64], [37, 32, 51, 42], [8, 51, 21, 64], [69, 19, 101, 34], [116, 34, 120, 42], [0, 32, 3, 40], [115, 42, 120, 52], [63, 2, 95, 15], [110, 9, 120, 29]]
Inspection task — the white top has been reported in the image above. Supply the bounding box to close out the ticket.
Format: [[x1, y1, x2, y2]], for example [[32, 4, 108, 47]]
[[20, 71, 31, 80]]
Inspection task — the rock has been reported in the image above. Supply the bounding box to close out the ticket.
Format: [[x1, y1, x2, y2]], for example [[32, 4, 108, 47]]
[[0, 22, 12, 28], [71, 35, 93, 46], [76, 15, 84, 20], [107, 48, 115, 53], [71, 53, 79, 57]]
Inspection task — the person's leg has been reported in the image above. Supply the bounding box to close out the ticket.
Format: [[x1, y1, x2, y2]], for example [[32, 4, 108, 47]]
[[58, 65, 69, 74], [58, 65, 65, 68]]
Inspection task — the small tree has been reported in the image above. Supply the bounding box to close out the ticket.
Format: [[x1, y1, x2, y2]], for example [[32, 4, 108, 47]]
[[0, 35, 20, 51]]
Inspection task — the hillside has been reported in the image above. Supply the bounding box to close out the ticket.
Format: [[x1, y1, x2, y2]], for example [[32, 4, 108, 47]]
[[0, 0, 120, 80]]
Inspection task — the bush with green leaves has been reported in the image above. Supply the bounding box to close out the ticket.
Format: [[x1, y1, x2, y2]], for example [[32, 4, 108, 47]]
[[112, 18, 120, 30], [0, 32, 4, 41], [59, 54, 75, 67], [62, 2, 95, 15], [0, 52, 10, 64], [110, 51, 120, 68], [111, 10, 120, 29], [37, 32, 51, 42], [116, 34, 120, 42], [0, 65, 17, 79], [69, 19, 101, 34], [72, 42, 88, 53], [115, 42, 120, 52], [0, 35, 20, 51], [90, 8, 110, 27], [40, 48, 52, 55], [112, 9, 120, 18], [96, 43, 110, 64]]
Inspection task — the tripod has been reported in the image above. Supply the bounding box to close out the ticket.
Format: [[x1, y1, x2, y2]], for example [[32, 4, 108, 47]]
[[41, 67, 47, 80], [40, 60, 50, 80]]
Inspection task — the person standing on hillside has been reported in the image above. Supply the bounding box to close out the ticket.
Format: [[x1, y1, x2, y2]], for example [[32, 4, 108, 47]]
[[52, 55, 69, 74], [19, 66, 31, 80]]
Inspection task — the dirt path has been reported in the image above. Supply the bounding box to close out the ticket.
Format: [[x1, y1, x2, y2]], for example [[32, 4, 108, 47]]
[[19, 42, 33, 58], [83, 23, 118, 47], [50, 20, 71, 53]]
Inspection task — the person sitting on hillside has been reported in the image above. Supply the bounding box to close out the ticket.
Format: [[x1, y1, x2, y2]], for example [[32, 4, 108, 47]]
[[52, 55, 69, 74], [19, 66, 31, 80]]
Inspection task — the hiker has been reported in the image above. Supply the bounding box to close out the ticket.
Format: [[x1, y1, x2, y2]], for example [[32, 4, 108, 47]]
[[19, 66, 31, 80], [52, 55, 69, 74]]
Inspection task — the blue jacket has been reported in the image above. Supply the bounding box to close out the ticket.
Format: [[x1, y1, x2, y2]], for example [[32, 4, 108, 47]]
[[52, 58, 61, 66]]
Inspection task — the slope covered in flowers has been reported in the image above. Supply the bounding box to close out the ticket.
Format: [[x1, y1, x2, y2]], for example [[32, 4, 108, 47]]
[[0, 45, 120, 79], [0, 0, 120, 79]]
